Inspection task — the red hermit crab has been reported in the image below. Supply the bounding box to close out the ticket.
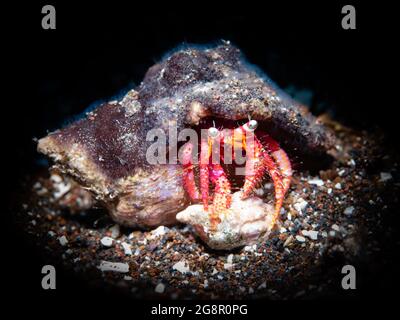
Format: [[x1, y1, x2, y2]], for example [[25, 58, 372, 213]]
[[181, 119, 292, 232], [37, 42, 333, 249]]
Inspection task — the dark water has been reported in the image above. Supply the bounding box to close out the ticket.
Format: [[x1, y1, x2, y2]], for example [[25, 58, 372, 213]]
[[3, 2, 397, 315]]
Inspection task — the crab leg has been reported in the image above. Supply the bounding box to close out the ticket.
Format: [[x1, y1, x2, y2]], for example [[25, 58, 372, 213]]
[[181, 142, 201, 201], [199, 137, 211, 210], [262, 135, 292, 198], [260, 136, 292, 224], [209, 162, 232, 229], [182, 121, 292, 231], [238, 121, 290, 223], [242, 133, 283, 203]]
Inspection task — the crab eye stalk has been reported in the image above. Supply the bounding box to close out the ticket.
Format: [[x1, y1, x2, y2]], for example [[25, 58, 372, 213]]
[[247, 120, 258, 131], [208, 127, 219, 138]]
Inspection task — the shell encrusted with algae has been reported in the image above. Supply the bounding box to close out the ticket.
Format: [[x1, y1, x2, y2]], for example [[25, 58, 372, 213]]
[[38, 42, 333, 248]]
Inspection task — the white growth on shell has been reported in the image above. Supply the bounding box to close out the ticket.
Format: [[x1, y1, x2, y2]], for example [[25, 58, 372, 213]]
[[176, 192, 275, 250]]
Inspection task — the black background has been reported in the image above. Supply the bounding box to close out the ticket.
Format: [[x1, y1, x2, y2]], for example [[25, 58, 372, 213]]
[[3, 1, 397, 317]]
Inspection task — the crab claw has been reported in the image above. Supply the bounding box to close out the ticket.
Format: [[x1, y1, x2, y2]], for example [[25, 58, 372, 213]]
[[238, 121, 292, 224]]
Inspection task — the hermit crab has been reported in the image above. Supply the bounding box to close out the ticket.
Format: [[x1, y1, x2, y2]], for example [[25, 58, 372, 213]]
[[180, 119, 292, 228], [38, 42, 333, 249]]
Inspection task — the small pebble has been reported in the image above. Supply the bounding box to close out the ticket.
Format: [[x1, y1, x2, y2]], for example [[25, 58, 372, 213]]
[[100, 236, 114, 247], [97, 261, 129, 273], [155, 283, 165, 293], [294, 198, 308, 214], [244, 244, 257, 252], [109, 225, 120, 238], [344, 206, 355, 216], [302, 230, 318, 240], [284, 235, 294, 246], [58, 235, 68, 246], [380, 172, 392, 182], [224, 263, 234, 270], [296, 235, 306, 243], [173, 260, 190, 274], [151, 226, 168, 238], [121, 242, 132, 255], [331, 224, 340, 231], [258, 282, 267, 289], [308, 178, 324, 187]]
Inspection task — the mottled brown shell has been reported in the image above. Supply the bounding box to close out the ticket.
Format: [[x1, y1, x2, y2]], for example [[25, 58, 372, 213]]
[[38, 43, 333, 227]]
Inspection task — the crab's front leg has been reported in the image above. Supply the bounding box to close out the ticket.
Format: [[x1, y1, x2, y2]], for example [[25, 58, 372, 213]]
[[206, 127, 233, 229], [199, 137, 211, 211], [181, 125, 232, 207], [262, 134, 292, 203], [181, 142, 201, 201], [198, 125, 226, 210], [239, 120, 292, 224], [208, 162, 232, 228]]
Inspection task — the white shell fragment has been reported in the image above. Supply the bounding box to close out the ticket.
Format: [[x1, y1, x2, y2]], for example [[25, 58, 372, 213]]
[[58, 235, 68, 246], [302, 230, 318, 240], [308, 178, 324, 187], [97, 261, 129, 273], [380, 172, 392, 182], [150, 226, 168, 238], [155, 283, 165, 293], [172, 260, 191, 274], [176, 192, 275, 250], [343, 206, 355, 216], [100, 236, 114, 247], [121, 242, 133, 255], [295, 235, 306, 242], [293, 198, 308, 214], [109, 224, 120, 238]]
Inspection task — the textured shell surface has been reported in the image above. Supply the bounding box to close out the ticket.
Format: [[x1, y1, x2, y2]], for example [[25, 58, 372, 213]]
[[38, 43, 333, 229]]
